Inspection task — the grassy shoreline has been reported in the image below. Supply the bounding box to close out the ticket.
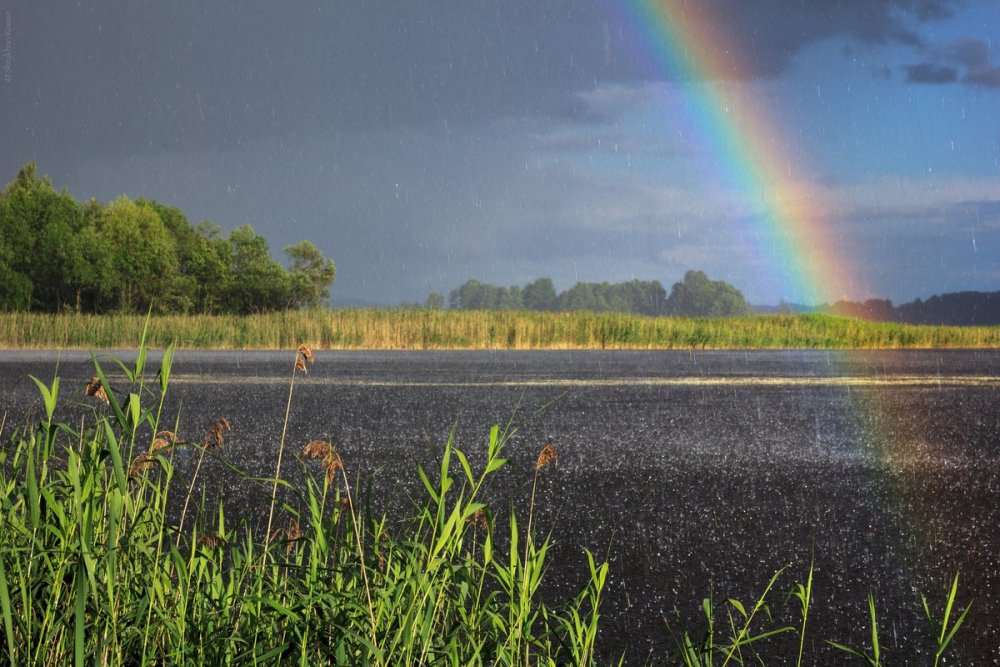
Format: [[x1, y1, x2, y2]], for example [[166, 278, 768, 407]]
[[2, 309, 1000, 350]]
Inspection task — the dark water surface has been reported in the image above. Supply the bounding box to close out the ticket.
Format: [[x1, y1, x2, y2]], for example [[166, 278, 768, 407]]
[[2, 349, 999, 664]]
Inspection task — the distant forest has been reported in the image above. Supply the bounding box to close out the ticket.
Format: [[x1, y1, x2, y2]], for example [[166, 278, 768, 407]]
[[425, 270, 753, 317], [0, 162, 335, 314], [433, 275, 1000, 326], [818, 294, 1000, 327]]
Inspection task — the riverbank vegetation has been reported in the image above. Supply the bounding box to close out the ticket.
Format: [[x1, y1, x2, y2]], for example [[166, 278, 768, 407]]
[[0, 340, 973, 664], [1, 309, 999, 349]]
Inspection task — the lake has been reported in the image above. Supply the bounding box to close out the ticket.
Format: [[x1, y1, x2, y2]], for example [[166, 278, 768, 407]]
[[2, 349, 998, 664]]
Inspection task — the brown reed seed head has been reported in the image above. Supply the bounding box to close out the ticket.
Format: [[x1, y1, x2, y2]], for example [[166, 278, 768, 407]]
[[299, 440, 343, 483], [294, 357, 307, 373], [85, 376, 109, 404], [286, 518, 302, 541], [269, 518, 303, 548], [467, 508, 488, 531], [324, 450, 344, 484], [198, 532, 225, 549], [149, 437, 171, 454], [535, 443, 558, 471], [205, 417, 231, 450], [300, 439, 333, 461], [297, 344, 314, 363], [128, 453, 157, 479]]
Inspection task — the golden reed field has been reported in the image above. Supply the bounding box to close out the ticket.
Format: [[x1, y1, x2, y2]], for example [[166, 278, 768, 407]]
[[1, 309, 999, 350]]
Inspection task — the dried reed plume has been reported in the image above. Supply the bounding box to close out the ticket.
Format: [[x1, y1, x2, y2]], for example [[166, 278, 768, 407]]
[[535, 443, 558, 471], [266, 343, 317, 553], [149, 431, 178, 454], [148, 438, 171, 454], [85, 376, 109, 404], [374, 526, 389, 571], [294, 344, 313, 372], [300, 439, 332, 460], [285, 517, 302, 542], [268, 518, 303, 553], [467, 507, 488, 531], [525, 442, 559, 580], [197, 532, 225, 549], [128, 453, 157, 479], [299, 439, 343, 484], [297, 344, 314, 364], [205, 416, 231, 450]]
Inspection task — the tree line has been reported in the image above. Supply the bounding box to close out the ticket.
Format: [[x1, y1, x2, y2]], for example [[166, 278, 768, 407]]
[[0, 162, 335, 314], [436, 270, 751, 317], [823, 292, 1000, 326]]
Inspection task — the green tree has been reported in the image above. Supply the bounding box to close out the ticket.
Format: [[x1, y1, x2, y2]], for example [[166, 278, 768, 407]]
[[558, 282, 601, 311], [620, 279, 667, 315], [285, 240, 336, 309], [0, 172, 37, 309], [227, 225, 291, 313], [665, 270, 751, 317], [34, 207, 77, 308], [65, 211, 113, 312], [425, 292, 445, 309], [0, 244, 32, 310], [0, 162, 49, 308], [523, 278, 558, 311], [0, 162, 114, 312], [136, 200, 228, 312], [93, 197, 180, 312], [449, 279, 484, 310], [497, 285, 524, 310]]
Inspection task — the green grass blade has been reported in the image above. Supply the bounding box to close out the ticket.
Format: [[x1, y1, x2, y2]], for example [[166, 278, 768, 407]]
[[74, 559, 88, 667], [868, 591, 880, 664], [28, 375, 58, 420], [0, 556, 15, 661]]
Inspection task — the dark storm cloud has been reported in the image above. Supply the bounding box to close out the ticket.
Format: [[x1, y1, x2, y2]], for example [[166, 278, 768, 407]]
[[0, 0, 962, 179], [907, 37, 1000, 89], [0, 0, 623, 173], [904, 63, 959, 83], [650, 0, 958, 77], [941, 39, 1000, 89]]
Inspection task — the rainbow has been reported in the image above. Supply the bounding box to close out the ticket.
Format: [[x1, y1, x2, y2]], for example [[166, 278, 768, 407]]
[[611, 0, 854, 306], [610, 0, 953, 611]]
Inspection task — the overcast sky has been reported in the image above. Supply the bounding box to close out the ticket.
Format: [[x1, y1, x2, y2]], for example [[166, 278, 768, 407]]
[[1, 0, 998, 305]]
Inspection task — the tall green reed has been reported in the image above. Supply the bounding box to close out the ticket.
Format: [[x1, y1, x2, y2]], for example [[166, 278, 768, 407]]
[[0, 337, 609, 665], [666, 564, 971, 666]]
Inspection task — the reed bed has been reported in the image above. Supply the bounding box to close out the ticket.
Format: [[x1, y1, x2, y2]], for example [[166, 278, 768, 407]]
[[1, 309, 999, 349]]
